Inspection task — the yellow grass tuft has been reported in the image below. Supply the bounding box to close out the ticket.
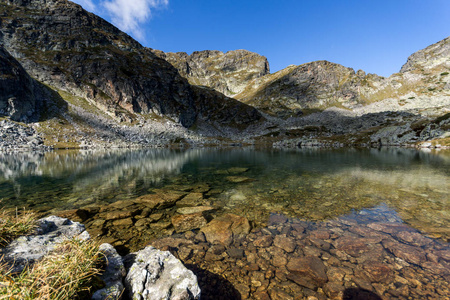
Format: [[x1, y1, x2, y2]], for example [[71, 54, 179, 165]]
[[0, 239, 103, 300], [0, 208, 36, 247]]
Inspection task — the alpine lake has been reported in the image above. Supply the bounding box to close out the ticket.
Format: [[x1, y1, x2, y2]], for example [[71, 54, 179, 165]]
[[1, 148, 449, 299]]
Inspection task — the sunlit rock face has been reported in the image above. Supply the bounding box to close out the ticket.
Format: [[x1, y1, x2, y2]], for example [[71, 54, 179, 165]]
[[400, 36, 450, 73], [152, 49, 270, 97]]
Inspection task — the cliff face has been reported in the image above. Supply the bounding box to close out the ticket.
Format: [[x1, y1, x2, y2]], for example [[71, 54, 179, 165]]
[[0, 46, 41, 122], [152, 49, 270, 97]]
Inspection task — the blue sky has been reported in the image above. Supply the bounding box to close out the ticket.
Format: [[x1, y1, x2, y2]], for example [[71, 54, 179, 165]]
[[73, 0, 449, 77]]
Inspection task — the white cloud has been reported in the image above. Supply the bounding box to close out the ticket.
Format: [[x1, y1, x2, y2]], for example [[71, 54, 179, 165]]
[[102, 0, 169, 40], [71, 0, 97, 12]]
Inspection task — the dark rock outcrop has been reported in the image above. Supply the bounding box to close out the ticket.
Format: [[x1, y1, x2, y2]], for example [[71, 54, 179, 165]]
[[191, 85, 262, 127], [0, 46, 40, 121]]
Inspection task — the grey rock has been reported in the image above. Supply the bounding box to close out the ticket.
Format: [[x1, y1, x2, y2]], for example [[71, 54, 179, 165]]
[[124, 246, 201, 300], [92, 243, 126, 300], [1, 216, 88, 273]]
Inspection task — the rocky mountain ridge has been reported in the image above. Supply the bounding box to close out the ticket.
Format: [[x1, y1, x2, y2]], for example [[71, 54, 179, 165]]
[[160, 38, 449, 119], [156, 37, 449, 147], [0, 0, 262, 131]]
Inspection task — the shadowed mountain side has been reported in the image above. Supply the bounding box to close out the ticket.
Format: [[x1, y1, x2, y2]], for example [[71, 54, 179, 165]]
[[0, 46, 69, 122], [191, 85, 263, 130]]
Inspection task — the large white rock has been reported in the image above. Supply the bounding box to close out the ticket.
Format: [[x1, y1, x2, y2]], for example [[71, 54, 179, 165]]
[[125, 246, 201, 300]]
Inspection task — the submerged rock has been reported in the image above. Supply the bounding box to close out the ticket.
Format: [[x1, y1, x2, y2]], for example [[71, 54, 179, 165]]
[[226, 176, 253, 183], [201, 213, 251, 246], [286, 256, 328, 289], [172, 213, 208, 233], [124, 246, 201, 300]]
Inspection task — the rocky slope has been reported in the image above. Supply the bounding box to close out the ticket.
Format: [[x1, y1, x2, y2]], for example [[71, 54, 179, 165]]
[[267, 37, 450, 148], [0, 0, 262, 140], [152, 49, 270, 97], [234, 42, 449, 120]]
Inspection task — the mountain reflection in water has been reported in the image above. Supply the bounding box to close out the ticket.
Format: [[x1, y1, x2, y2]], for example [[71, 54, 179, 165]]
[[0, 148, 448, 241]]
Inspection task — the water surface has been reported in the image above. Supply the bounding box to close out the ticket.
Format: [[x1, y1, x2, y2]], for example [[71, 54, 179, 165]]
[[1, 148, 448, 241]]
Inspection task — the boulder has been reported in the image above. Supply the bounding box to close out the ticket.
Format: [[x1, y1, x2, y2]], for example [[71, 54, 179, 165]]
[[273, 235, 296, 253], [176, 206, 214, 215], [124, 246, 201, 300], [176, 193, 204, 207], [135, 192, 184, 209], [382, 240, 426, 265]]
